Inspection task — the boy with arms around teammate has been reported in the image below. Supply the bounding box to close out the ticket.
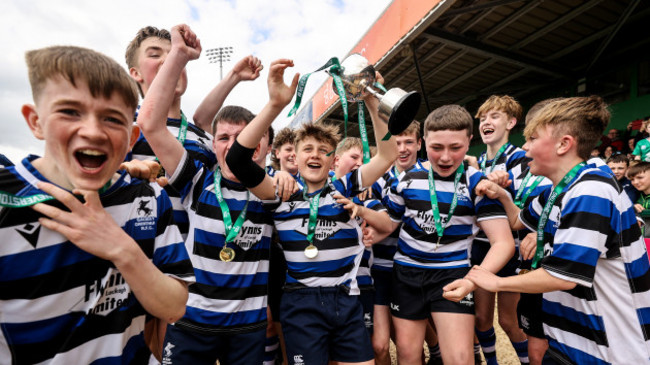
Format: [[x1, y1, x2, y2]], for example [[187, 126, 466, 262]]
[[473, 95, 529, 365], [226, 62, 398, 364], [469, 96, 650, 364], [384, 105, 515, 365], [136, 25, 277, 364], [0, 45, 193, 363]]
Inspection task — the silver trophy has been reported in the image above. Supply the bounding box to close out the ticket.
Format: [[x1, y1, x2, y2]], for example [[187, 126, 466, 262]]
[[328, 54, 421, 135]]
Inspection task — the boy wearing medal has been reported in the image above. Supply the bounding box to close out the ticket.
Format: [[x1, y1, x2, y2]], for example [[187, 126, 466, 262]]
[[377, 104, 514, 365], [483, 99, 554, 365], [0, 45, 194, 363], [472, 95, 530, 365], [469, 96, 650, 364], [135, 25, 280, 364], [226, 66, 398, 363]]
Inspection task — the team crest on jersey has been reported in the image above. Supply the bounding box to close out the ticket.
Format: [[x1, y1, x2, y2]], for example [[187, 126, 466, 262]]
[[455, 183, 470, 202], [295, 217, 342, 241], [77, 268, 133, 316], [133, 197, 156, 232]]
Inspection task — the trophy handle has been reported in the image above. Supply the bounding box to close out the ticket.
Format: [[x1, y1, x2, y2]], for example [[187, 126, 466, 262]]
[[378, 89, 421, 135]]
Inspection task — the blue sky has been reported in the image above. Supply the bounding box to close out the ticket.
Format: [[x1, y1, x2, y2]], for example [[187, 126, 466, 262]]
[[0, 0, 391, 163]]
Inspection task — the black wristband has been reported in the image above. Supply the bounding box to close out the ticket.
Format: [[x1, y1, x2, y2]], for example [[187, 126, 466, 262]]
[[226, 140, 267, 188]]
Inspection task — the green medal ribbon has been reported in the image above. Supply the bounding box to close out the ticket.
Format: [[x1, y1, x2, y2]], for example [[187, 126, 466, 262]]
[[428, 163, 465, 250], [288, 57, 342, 117], [357, 101, 371, 164], [177, 112, 188, 145], [0, 179, 113, 208], [480, 144, 508, 174], [513, 171, 544, 209], [0, 191, 54, 208], [213, 168, 250, 244], [533, 162, 585, 268], [302, 178, 329, 245]]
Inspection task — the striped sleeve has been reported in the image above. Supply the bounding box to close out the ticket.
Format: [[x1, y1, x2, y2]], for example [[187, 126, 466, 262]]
[[151, 184, 195, 282], [541, 176, 618, 287]]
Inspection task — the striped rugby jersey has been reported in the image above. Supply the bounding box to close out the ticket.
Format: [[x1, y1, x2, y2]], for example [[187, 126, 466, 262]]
[[506, 166, 552, 271], [352, 196, 386, 289], [475, 142, 528, 245], [128, 114, 216, 238], [520, 164, 650, 364], [264, 169, 366, 295], [370, 162, 423, 271], [387, 161, 507, 269], [0, 156, 194, 364], [169, 151, 273, 334]]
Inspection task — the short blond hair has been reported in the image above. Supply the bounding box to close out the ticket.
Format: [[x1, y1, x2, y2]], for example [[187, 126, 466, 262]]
[[336, 137, 363, 156], [476, 95, 523, 122], [524, 96, 610, 160], [26, 46, 139, 113], [295, 123, 340, 151]]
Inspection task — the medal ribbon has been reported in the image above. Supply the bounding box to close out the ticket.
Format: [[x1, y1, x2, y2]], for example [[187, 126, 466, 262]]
[[214, 168, 250, 244], [513, 171, 544, 209], [0, 178, 113, 208], [177, 112, 188, 145], [357, 101, 371, 164], [532, 162, 585, 268], [480, 144, 508, 174], [302, 178, 329, 244], [428, 163, 465, 248]]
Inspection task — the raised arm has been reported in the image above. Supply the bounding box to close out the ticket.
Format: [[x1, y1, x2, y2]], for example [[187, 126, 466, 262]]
[[136, 24, 201, 177], [359, 74, 398, 189], [226, 59, 299, 200], [193, 55, 263, 132]]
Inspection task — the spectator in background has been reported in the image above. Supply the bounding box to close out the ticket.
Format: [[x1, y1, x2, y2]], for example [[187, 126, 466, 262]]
[[603, 128, 624, 152], [607, 153, 639, 204], [633, 121, 650, 162], [590, 148, 601, 158], [602, 145, 616, 160]]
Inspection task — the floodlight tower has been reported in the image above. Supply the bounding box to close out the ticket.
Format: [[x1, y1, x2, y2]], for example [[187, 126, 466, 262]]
[[206, 46, 233, 80]]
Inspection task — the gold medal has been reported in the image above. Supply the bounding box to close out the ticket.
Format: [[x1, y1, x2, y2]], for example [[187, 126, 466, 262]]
[[220, 247, 235, 262], [304, 244, 318, 259]]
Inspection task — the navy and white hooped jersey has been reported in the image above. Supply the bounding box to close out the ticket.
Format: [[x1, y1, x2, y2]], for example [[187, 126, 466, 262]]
[[508, 166, 553, 240], [520, 164, 650, 364], [475, 143, 528, 244], [128, 113, 216, 238], [169, 151, 273, 334], [387, 161, 507, 269], [264, 169, 366, 295], [370, 162, 423, 271], [0, 156, 194, 365], [353, 196, 386, 289]]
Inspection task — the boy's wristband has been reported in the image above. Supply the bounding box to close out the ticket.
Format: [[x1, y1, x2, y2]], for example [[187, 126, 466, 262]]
[[225, 140, 266, 188]]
